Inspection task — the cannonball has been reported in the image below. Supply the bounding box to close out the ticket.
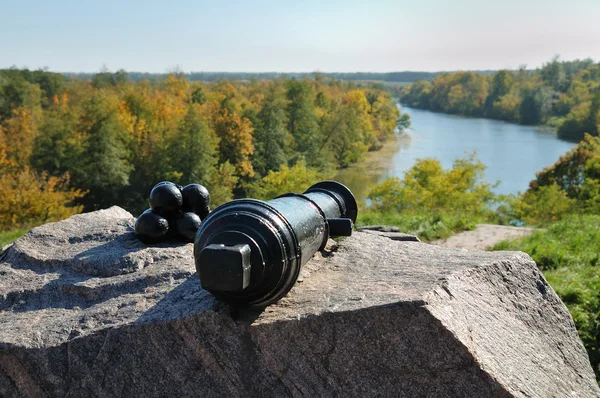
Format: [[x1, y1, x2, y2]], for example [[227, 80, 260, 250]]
[[150, 181, 183, 214], [174, 212, 202, 242], [135, 209, 170, 243], [153, 181, 184, 193], [181, 184, 210, 219]]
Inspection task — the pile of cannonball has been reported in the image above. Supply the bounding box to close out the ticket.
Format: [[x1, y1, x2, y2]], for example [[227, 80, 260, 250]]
[[135, 181, 210, 243]]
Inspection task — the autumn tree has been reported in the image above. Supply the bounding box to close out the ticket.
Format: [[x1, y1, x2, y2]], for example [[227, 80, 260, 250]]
[[323, 90, 375, 167], [1, 107, 39, 167], [369, 91, 401, 138], [0, 134, 84, 230], [214, 98, 255, 179], [0, 69, 408, 225], [530, 133, 600, 198]]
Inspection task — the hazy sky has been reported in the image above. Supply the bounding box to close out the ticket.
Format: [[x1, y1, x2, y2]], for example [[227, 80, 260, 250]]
[[1, 0, 599, 73]]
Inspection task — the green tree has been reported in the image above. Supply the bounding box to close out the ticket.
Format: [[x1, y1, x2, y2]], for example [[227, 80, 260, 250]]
[[519, 85, 554, 125], [74, 92, 133, 210], [167, 104, 218, 185], [401, 80, 433, 108], [31, 96, 81, 177], [207, 161, 238, 207], [485, 70, 514, 116], [397, 113, 411, 132], [92, 69, 128, 89], [492, 91, 521, 122], [191, 86, 207, 105], [286, 81, 320, 162], [252, 88, 288, 177], [397, 57, 600, 137], [540, 56, 567, 91], [557, 91, 600, 141], [0, 71, 42, 121]]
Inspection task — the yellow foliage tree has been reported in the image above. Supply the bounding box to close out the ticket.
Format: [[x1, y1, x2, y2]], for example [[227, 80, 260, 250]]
[[0, 140, 84, 230], [250, 160, 329, 200], [369, 92, 400, 139], [214, 107, 255, 178], [2, 107, 38, 167]]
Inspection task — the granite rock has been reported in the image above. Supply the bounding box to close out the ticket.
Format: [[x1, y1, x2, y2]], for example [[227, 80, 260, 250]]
[[0, 208, 597, 397]]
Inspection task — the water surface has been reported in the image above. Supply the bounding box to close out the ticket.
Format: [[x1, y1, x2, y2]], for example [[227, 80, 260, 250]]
[[337, 106, 576, 202]]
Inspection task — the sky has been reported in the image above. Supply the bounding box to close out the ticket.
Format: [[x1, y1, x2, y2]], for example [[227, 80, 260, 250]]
[[1, 0, 599, 73]]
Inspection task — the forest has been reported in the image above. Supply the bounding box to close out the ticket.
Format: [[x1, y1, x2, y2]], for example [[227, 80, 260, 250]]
[[398, 57, 600, 141], [2, 64, 600, 381], [64, 70, 456, 84], [0, 68, 406, 231]]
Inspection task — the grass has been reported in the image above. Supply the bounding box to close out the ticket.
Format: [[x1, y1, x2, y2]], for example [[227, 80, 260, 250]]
[[492, 215, 600, 270], [357, 210, 478, 241], [0, 229, 28, 249], [492, 214, 600, 380]]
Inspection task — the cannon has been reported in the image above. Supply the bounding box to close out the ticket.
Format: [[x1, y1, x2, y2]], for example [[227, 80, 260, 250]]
[[194, 181, 358, 308]]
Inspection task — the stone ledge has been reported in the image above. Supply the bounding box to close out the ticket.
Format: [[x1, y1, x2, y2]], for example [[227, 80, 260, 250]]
[[0, 208, 597, 397]]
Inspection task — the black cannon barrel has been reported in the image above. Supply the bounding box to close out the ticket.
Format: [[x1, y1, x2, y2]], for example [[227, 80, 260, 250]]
[[194, 181, 357, 308]]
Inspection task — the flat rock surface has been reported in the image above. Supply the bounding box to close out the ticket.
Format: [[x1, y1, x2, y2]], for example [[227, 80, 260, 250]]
[[430, 224, 537, 250], [0, 208, 597, 397]]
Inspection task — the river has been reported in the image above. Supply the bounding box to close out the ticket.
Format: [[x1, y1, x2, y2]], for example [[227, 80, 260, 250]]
[[336, 105, 576, 203]]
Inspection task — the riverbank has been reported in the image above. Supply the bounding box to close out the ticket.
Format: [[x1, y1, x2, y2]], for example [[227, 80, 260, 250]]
[[398, 61, 600, 143], [389, 106, 575, 195], [398, 104, 579, 140], [335, 133, 411, 203]]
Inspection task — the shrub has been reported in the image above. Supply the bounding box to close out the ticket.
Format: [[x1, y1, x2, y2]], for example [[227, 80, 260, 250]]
[[249, 159, 330, 200], [368, 153, 496, 217], [512, 184, 575, 225]]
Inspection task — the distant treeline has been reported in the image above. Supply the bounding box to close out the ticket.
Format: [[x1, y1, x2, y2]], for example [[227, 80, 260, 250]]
[[61, 70, 498, 84], [0, 68, 408, 230], [398, 57, 600, 142]]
